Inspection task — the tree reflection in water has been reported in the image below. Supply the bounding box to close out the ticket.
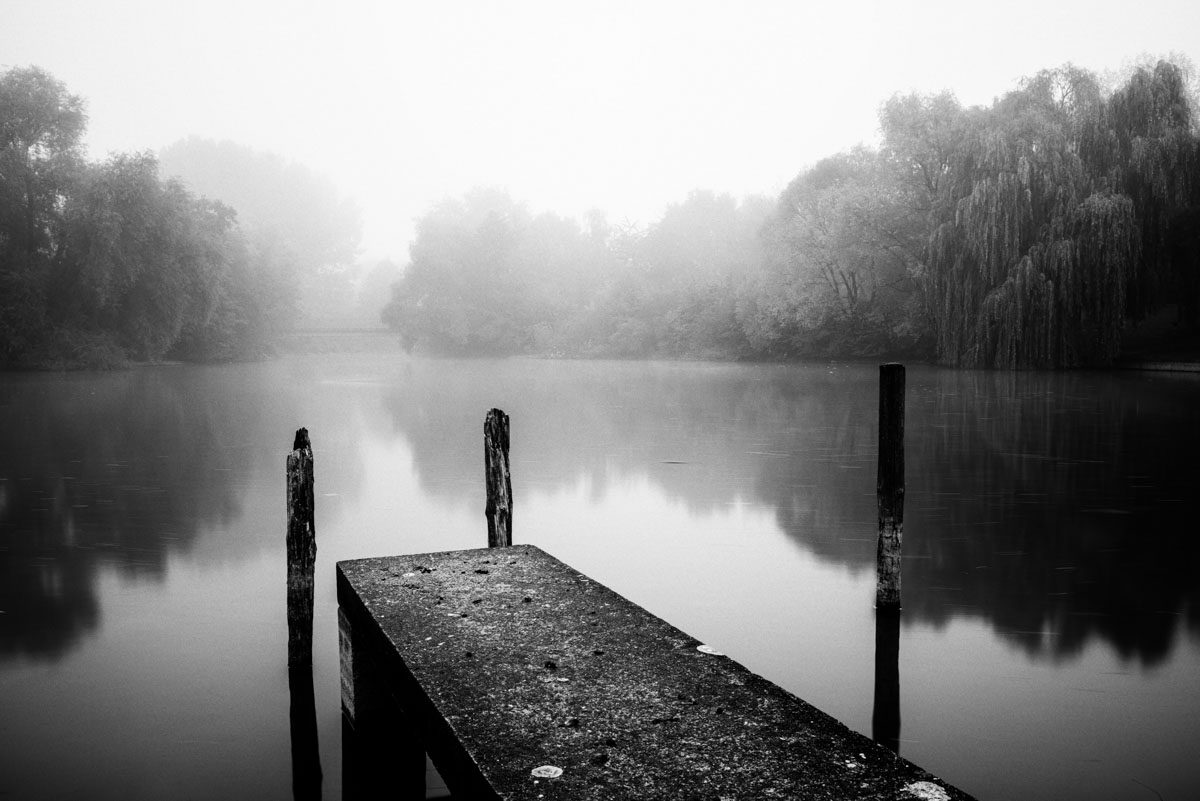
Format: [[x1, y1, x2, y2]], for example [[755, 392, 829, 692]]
[[382, 360, 1200, 667], [0, 370, 250, 662], [0, 359, 388, 668], [4, 356, 1196, 675], [2, 355, 1197, 800]]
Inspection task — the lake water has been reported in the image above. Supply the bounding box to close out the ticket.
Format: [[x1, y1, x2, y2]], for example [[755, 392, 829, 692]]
[[2, 349, 1198, 800]]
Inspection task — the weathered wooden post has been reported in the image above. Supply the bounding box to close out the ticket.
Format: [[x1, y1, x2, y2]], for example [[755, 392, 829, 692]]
[[876, 363, 904, 609], [484, 408, 512, 547], [286, 428, 321, 797], [287, 427, 317, 666]]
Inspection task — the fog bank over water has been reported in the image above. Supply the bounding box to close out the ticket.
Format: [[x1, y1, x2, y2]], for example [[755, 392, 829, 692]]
[[5, 1, 1197, 258]]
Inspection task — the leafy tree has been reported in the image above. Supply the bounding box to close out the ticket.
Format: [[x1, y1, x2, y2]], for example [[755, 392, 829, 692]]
[[377, 58, 1197, 367], [0, 67, 86, 262], [159, 138, 360, 274], [57, 152, 192, 358], [381, 187, 772, 358], [595, 190, 769, 357], [761, 148, 929, 357], [0, 66, 87, 361], [920, 62, 1198, 367], [383, 189, 539, 354], [1, 68, 303, 367], [877, 91, 973, 325], [55, 151, 277, 361], [158, 137, 361, 327], [1105, 60, 1200, 322]]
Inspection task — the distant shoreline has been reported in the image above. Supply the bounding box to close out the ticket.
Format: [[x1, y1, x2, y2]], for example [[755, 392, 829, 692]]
[[1114, 360, 1200, 373], [7, 328, 1200, 373]]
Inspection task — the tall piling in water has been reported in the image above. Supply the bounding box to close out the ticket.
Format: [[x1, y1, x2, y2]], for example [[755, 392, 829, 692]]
[[484, 409, 512, 547], [285, 427, 321, 796], [876, 364, 904, 609], [286, 427, 317, 666]]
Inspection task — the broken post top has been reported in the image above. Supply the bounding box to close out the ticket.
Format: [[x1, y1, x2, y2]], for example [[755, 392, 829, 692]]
[[484, 408, 509, 450], [337, 545, 975, 800], [293, 427, 312, 453]]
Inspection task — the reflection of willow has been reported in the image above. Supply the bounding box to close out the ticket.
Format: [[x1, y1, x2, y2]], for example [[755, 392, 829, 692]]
[[385, 359, 1200, 666], [902, 369, 1200, 666], [0, 369, 262, 663]]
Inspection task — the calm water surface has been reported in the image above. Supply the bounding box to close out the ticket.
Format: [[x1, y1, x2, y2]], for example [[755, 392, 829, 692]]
[[2, 351, 1198, 800]]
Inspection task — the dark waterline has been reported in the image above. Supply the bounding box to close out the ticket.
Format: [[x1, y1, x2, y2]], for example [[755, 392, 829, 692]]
[[1, 354, 1198, 800]]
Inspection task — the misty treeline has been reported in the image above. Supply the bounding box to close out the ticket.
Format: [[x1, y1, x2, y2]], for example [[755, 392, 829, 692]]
[[384, 188, 774, 358], [0, 66, 368, 369], [386, 58, 1200, 367], [5, 60, 1198, 370]]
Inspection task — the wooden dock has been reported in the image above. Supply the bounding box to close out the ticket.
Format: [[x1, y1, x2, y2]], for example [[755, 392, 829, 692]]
[[336, 544, 976, 800]]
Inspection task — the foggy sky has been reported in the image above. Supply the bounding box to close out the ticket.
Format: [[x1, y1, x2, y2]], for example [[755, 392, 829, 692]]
[[4, 0, 1198, 261]]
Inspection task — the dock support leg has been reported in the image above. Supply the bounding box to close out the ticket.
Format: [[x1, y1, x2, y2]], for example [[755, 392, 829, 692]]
[[339, 607, 426, 799]]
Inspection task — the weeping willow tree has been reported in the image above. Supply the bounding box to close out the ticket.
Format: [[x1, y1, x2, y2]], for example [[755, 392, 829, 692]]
[[923, 60, 1198, 368], [1106, 60, 1200, 323]]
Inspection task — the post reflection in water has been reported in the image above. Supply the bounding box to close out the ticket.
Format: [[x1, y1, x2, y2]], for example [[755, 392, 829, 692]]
[[871, 607, 901, 754], [288, 666, 322, 801]]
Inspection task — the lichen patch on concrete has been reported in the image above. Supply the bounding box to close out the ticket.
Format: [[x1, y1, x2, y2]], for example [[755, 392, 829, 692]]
[[904, 780, 953, 800]]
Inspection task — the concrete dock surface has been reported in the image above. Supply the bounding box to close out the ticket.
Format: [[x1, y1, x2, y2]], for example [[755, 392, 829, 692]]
[[337, 544, 976, 800]]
